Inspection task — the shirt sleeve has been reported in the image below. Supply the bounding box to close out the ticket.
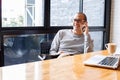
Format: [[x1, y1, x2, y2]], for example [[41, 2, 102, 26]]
[[84, 34, 94, 53], [50, 30, 63, 55]]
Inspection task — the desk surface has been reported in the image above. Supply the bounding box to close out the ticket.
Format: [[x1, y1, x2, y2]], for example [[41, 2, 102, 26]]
[[0, 50, 120, 80]]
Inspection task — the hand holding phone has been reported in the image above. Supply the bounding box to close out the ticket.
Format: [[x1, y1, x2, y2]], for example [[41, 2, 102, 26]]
[[82, 22, 89, 35]]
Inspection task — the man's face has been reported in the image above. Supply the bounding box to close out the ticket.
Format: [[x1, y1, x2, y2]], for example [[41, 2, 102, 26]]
[[73, 14, 86, 30]]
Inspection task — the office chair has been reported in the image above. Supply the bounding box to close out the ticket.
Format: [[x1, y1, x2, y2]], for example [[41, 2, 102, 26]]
[[38, 41, 52, 60]]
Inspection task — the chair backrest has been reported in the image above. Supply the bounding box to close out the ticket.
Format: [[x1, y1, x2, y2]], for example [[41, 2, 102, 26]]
[[40, 41, 52, 54]]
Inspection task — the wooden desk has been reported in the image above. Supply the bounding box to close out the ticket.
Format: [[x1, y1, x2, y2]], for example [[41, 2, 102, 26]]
[[0, 50, 120, 80]]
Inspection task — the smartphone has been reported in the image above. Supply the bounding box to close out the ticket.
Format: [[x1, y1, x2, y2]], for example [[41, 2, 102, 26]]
[[81, 26, 86, 32]]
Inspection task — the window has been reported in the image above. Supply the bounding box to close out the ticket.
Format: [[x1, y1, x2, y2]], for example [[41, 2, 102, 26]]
[[50, 0, 79, 26], [83, 0, 105, 26], [90, 31, 103, 51], [83, 0, 105, 51], [2, 0, 44, 27], [0, 0, 111, 66]]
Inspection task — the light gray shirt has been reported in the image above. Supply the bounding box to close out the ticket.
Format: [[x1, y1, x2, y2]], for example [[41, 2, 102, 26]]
[[50, 29, 93, 55]]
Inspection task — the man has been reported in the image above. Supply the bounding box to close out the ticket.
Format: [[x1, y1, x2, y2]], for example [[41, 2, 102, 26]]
[[50, 12, 93, 58]]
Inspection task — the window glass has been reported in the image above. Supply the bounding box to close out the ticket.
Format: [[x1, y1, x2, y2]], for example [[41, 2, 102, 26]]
[[90, 31, 103, 51], [2, 0, 44, 27], [83, 0, 105, 26], [50, 0, 79, 26], [3, 34, 54, 66]]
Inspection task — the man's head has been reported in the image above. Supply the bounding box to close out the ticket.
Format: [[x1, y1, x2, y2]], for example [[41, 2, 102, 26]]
[[73, 12, 88, 32]]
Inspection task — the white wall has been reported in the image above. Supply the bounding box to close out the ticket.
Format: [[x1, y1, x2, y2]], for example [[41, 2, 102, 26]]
[[110, 0, 120, 48]]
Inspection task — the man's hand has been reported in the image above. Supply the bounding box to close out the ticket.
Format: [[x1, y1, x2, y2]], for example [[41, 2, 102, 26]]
[[83, 22, 89, 35], [57, 53, 70, 58], [57, 51, 72, 58]]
